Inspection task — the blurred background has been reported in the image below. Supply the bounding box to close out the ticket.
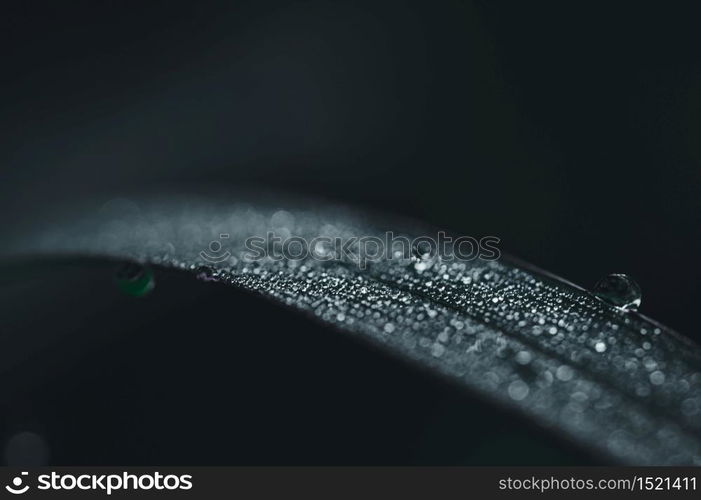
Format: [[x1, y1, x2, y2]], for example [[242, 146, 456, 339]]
[[1, 0, 700, 465]]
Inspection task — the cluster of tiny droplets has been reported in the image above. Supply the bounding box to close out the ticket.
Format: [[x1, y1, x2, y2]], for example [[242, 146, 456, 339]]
[[12, 199, 701, 465]]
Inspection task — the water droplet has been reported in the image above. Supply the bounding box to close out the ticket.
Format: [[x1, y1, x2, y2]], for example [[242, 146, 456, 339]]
[[431, 343, 445, 357], [508, 380, 530, 400], [594, 341, 607, 353], [515, 350, 532, 365], [115, 263, 155, 297], [649, 370, 666, 386], [413, 261, 428, 272], [681, 398, 700, 416], [592, 274, 641, 311], [556, 365, 574, 382]]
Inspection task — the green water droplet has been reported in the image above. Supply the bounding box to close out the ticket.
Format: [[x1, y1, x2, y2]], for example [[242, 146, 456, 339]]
[[115, 263, 155, 297]]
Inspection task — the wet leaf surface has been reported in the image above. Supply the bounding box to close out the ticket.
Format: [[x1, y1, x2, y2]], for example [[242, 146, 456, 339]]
[[5, 195, 701, 465]]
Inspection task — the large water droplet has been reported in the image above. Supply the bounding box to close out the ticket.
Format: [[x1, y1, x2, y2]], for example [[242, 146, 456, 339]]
[[592, 273, 641, 311], [115, 263, 155, 297]]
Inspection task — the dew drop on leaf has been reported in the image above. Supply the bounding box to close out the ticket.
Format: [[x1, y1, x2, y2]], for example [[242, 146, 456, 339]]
[[592, 273, 642, 311], [114, 263, 155, 297], [508, 379, 530, 401]]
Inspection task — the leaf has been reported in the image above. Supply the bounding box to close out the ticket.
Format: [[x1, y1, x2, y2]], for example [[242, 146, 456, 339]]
[[6, 195, 701, 464]]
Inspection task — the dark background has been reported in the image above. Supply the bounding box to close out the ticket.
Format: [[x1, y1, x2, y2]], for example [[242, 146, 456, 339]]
[[1, 1, 699, 465]]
